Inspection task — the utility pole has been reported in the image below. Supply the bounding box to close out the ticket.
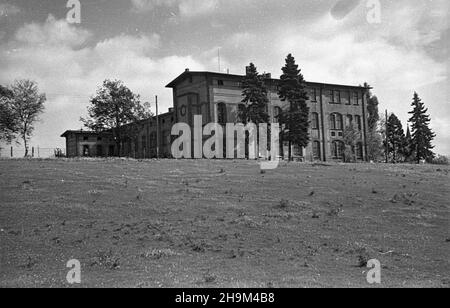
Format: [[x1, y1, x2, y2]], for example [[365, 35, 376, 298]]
[[385, 109, 388, 164], [156, 95, 160, 159]]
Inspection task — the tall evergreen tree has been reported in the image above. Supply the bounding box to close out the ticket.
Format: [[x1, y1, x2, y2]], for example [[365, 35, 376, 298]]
[[278, 54, 310, 161], [364, 82, 382, 161], [408, 92, 435, 163], [404, 125, 414, 162], [240, 63, 269, 124], [386, 113, 407, 163], [364, 83, 380, 132]]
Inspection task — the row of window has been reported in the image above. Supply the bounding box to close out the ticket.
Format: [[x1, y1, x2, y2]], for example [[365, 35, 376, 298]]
[[311, 113, 362, 131], [212, 79, 361, 106], [330, 141, 364, 159], [312, 140, 364, 159], [218, 104, 363, 132], [329, 113, 362, 131], [308, 89, 362, 105]]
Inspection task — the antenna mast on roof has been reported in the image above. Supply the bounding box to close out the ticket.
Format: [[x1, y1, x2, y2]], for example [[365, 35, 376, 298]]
[[218, 48, 221, 72]]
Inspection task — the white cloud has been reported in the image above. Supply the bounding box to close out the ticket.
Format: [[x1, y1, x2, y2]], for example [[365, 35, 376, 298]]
[[15, 15, 92, 47], [0, 16, 205, 149], [130, 0, 218, 17]]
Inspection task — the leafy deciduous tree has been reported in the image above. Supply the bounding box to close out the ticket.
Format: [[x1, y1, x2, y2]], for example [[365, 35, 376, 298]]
[[343, 123, 361, 163], [9, 80, 46, 156], [81, 80, 152, 157], [0, 85, 18, 143]]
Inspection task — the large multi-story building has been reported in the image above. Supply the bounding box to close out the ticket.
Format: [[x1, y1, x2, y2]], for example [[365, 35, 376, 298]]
[[62, 69, 370, 162]]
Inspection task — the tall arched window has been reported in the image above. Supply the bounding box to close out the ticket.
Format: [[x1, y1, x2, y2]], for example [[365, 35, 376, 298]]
[[150, 132, 157, 148], [330, 113, 336, 130], [313, 141, 321, 159], [355, 115, 362, 131], [273, 106, 282, 123], [331, 141, 344, 158], [141, 135, 147, 156], [336, 113, 343, 130], [356, 142, 364, 159], [330, 113, 343, 130], [346, 115, 353, 128], [218, 103, 227, 125], [237, 104, 246, 122], [311, 112, 319, 130]]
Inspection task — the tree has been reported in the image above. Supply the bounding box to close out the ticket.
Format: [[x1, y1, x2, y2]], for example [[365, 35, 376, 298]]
[[343, 123, 361, 163], [408, 92, 435, 163], [404, 125, 414, 162], [82, 80, 152, 157], [240, 63, 269, 124], [364, 82, 382, 161], [8, 80, 46, 156], [386, 113, 407, 163], [278, 54, 310, 161], [0, 85, 18, 143]]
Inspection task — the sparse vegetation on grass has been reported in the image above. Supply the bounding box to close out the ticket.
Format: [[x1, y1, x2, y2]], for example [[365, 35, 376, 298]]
[[0, 159, 448, 287]]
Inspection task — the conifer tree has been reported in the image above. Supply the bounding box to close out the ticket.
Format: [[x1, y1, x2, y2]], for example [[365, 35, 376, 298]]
[[404, 125, 414, 162], [278, 54, 310, 161], [408, 92, 435, 163], [386, 113, 407, 163], [364, 82, 382, 161], [240, 63, 269, 124]]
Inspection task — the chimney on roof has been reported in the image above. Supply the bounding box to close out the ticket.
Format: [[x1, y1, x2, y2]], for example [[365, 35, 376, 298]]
[[261, 73, 272, 79], [245, 66, 251, 76], [185, 68, 190, 72]]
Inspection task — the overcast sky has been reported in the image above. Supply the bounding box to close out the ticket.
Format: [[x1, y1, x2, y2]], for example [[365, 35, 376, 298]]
[[0, 0, 448, 154]]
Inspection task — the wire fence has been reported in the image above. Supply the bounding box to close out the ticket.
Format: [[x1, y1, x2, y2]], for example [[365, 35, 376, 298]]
[[0, 147, 66, 159]]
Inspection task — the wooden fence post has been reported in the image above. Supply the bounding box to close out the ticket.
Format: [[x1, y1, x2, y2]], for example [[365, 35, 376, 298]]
[[10, 147, 13, 158]]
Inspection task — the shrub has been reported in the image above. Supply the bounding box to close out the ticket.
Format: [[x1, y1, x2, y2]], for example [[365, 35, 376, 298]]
[[429, 155, 449, 165]]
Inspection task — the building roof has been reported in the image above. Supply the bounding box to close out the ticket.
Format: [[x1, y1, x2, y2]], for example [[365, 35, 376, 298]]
[[166, 70, 370, 90], [60, 130, 113, 138], [61, 111, 175, 138]]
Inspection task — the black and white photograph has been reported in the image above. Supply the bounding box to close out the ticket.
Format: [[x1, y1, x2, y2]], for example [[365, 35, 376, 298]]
[[0, 0, 449, 293]]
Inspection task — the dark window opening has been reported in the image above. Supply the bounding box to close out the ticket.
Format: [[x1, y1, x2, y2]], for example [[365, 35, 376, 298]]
[[313, 141, 321, 159], [355, 115, 362, 130], [83, 145, 90, 157], [312, 112, 319, 130], [331, 141, 344, 159], [108, 145, 115, 156], [96, 145, 103, 157], [218, 103, 227, 125], [330, 113, 343, 131]]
